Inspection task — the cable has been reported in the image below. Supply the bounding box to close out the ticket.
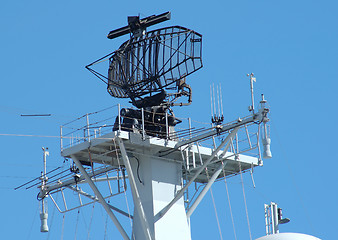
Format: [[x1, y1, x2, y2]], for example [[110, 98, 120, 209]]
[[103, 200, 109, 240], [26, 204, 39, 240], [113, 138, 133, 230], [61, 214, 65, 240], [80, 208, 89, 231], [205, 167, 223, 240], [210, 187, 223, 240], [14, 166, 61, 190], [221, 162, 237, 240], [270, 119, 316, 233], [25, 169, 72, 189], [86, 203, 95, 240], [0, 133, 116, 141], [46, 191, 58, 240], [238, 161, 252, 240], [74, 210, 80, 240], [0, 133, 63, 138], [134, 156, 143, 184]]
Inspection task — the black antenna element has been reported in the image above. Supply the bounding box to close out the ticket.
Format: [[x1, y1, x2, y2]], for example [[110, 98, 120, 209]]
[[86, 12, 203, 138], [21, 114, 51, 117], [107, 12, 171, 39], [107, 25, 202, 108]]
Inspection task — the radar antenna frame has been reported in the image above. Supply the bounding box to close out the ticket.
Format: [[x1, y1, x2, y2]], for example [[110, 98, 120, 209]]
[[86, 12, 203, 139]]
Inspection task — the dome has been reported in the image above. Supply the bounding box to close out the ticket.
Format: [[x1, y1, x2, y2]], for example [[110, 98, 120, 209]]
[[256, 233, 321, 240]]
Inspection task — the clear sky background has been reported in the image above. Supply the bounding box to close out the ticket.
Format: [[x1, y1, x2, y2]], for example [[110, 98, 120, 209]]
[[1, 1, 337, 239]]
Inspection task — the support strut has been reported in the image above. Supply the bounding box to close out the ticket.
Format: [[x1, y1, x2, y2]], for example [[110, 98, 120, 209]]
[[71, 154, 130, 240]]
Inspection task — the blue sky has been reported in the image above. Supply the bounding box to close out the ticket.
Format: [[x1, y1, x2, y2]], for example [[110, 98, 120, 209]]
[[1, 0, 337, 239]]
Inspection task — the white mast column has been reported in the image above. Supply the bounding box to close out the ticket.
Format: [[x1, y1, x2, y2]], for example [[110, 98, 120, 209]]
[[137, 154, 190, 240], [118, 138, 191, 240]]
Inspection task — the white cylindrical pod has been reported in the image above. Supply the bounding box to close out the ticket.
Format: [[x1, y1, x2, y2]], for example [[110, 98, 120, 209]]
[[262, 137, 272, 159], [40, 212, 49, 232]]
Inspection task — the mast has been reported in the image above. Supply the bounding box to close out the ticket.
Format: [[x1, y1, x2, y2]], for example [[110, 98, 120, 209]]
[[40, 147, 49, 232], [247, 73, 256, 113], [26, 12, 273, 239]]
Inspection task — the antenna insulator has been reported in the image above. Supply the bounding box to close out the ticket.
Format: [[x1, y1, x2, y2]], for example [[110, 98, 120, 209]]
[[40, 212, 49, 232]]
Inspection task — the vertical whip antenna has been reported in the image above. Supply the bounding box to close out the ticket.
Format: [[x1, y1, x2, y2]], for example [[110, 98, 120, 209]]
[[217, 84, 221, 117], [210, 83, 224, 125], [210, 85, 214, 118], [220, 83, 224, 117], [213, 83, 216, 119]]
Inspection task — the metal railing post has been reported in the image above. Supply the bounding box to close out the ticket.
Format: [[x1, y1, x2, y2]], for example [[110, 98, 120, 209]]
[[245, 125, 252, 149], [188, 118, 192, 139], [60, 126, 63, 152], [257, 128, 262, 164], [165, 112, 169, 140], [118, 104, 121, 131], [86, 113, 90, 141], [141, 108, 145, 140], [188, 117, 196, 167], [235, 133, 239, 153]]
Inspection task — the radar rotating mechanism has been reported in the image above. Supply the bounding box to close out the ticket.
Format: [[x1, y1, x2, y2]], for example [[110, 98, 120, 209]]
[[86, 12, 203, 138]]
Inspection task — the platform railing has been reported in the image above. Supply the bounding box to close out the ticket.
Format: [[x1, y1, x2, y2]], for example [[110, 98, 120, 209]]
[[60, 105, 119, 151], [60, 105, 261, 162]]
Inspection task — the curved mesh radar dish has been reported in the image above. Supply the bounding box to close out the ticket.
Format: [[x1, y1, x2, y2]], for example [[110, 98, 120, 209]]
[[86, 12, 203, 108], [107, 26, 202, 101]]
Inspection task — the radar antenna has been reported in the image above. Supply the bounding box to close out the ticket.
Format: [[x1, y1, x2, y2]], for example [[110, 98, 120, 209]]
[[86, 12, 203, 138]]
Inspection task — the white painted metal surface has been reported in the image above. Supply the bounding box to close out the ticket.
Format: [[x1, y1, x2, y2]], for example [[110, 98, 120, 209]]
[[256, 233, 321, 240], [61, 129, 260, 184], [54, 103, 268, 239], [117, 138, 153, 240], [60, 127, 261, 239], [40, 148, 49, 232], [128, 150, 191, 240]]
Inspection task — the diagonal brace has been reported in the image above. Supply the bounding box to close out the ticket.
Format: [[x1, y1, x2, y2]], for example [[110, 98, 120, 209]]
[[65, 185, 133, 219], [186, 161, 227, 218], [71, 154, 130, 240], [117, 138, 154, 240], [154, 127, 239, 222]]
